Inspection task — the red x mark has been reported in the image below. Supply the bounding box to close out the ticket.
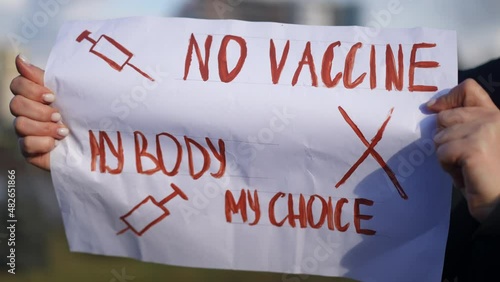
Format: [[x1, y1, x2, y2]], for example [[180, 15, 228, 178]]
[[335, 106, 408, 200]]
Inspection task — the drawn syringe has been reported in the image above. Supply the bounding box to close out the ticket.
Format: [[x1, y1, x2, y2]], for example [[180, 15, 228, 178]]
[[117, 183, 188, 236], [76, 30, 155, 81]]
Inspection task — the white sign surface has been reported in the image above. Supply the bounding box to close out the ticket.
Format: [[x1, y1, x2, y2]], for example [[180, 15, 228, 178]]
[[46, 17, 456, 281]]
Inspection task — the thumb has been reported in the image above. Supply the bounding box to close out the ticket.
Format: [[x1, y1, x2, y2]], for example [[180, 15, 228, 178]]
[[427, 79, 496, 112], [15, 54, 46, 86]]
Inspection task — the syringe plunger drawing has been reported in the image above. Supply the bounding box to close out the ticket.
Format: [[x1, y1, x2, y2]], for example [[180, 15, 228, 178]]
[[76, 30, 154, 81]]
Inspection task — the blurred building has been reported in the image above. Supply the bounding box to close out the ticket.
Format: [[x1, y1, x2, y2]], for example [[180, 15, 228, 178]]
[[177, 0, 360, 26]]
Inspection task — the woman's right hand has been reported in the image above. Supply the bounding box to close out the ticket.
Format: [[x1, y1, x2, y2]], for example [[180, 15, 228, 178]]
[[9, 54, 69, 171], [428, 79, 500, 222]]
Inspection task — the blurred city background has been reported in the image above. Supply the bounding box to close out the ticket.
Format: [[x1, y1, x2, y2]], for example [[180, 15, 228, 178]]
[[0, 0, 499, 281]]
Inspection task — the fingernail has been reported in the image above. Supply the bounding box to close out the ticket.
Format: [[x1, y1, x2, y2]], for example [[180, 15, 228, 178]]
[[427, 98, 436, 108], [19, 54, 30, 65], [42, 93, 55, 103], [54, 140, 60, 147], [51, 112, 61, 122], [50, 113, 61, 122], [57, 128, 69, 137], [433, 131, 444, 142]]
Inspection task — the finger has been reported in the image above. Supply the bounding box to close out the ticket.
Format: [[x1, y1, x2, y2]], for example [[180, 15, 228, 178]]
[[14, 117, 69, 139], [18, 136, 58, 155], [10, 95, 60, 122], [25, 154, 50, 172], [435, 139, 466, 189], [10, 75, 55, 104], [433, 123, 473, 145], [15, 54, 45, 86], [436, 107, 484, 128], [427, 79, 496, 112], [436, 139, 467, 167]]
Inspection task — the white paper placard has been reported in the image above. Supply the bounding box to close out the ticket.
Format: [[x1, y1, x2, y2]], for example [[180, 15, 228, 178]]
[[46, 17, 456, 281]]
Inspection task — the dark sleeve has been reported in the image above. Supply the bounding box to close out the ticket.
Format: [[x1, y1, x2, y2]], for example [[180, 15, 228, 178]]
[[442, 57, 500, 281]]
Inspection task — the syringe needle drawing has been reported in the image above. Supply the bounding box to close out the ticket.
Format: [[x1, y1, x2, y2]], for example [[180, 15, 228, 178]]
[[116, 183, 188, 236]]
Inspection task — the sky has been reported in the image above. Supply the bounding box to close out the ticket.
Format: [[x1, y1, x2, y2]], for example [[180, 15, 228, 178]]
[[358, 0, 500, 68], [0, 0, 185, 65], [0, 0, 499, 68]]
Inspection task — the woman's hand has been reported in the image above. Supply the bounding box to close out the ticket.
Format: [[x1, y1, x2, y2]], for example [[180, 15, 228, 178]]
[[9, 55, 69, 171], [428, 79, 500, 222]]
